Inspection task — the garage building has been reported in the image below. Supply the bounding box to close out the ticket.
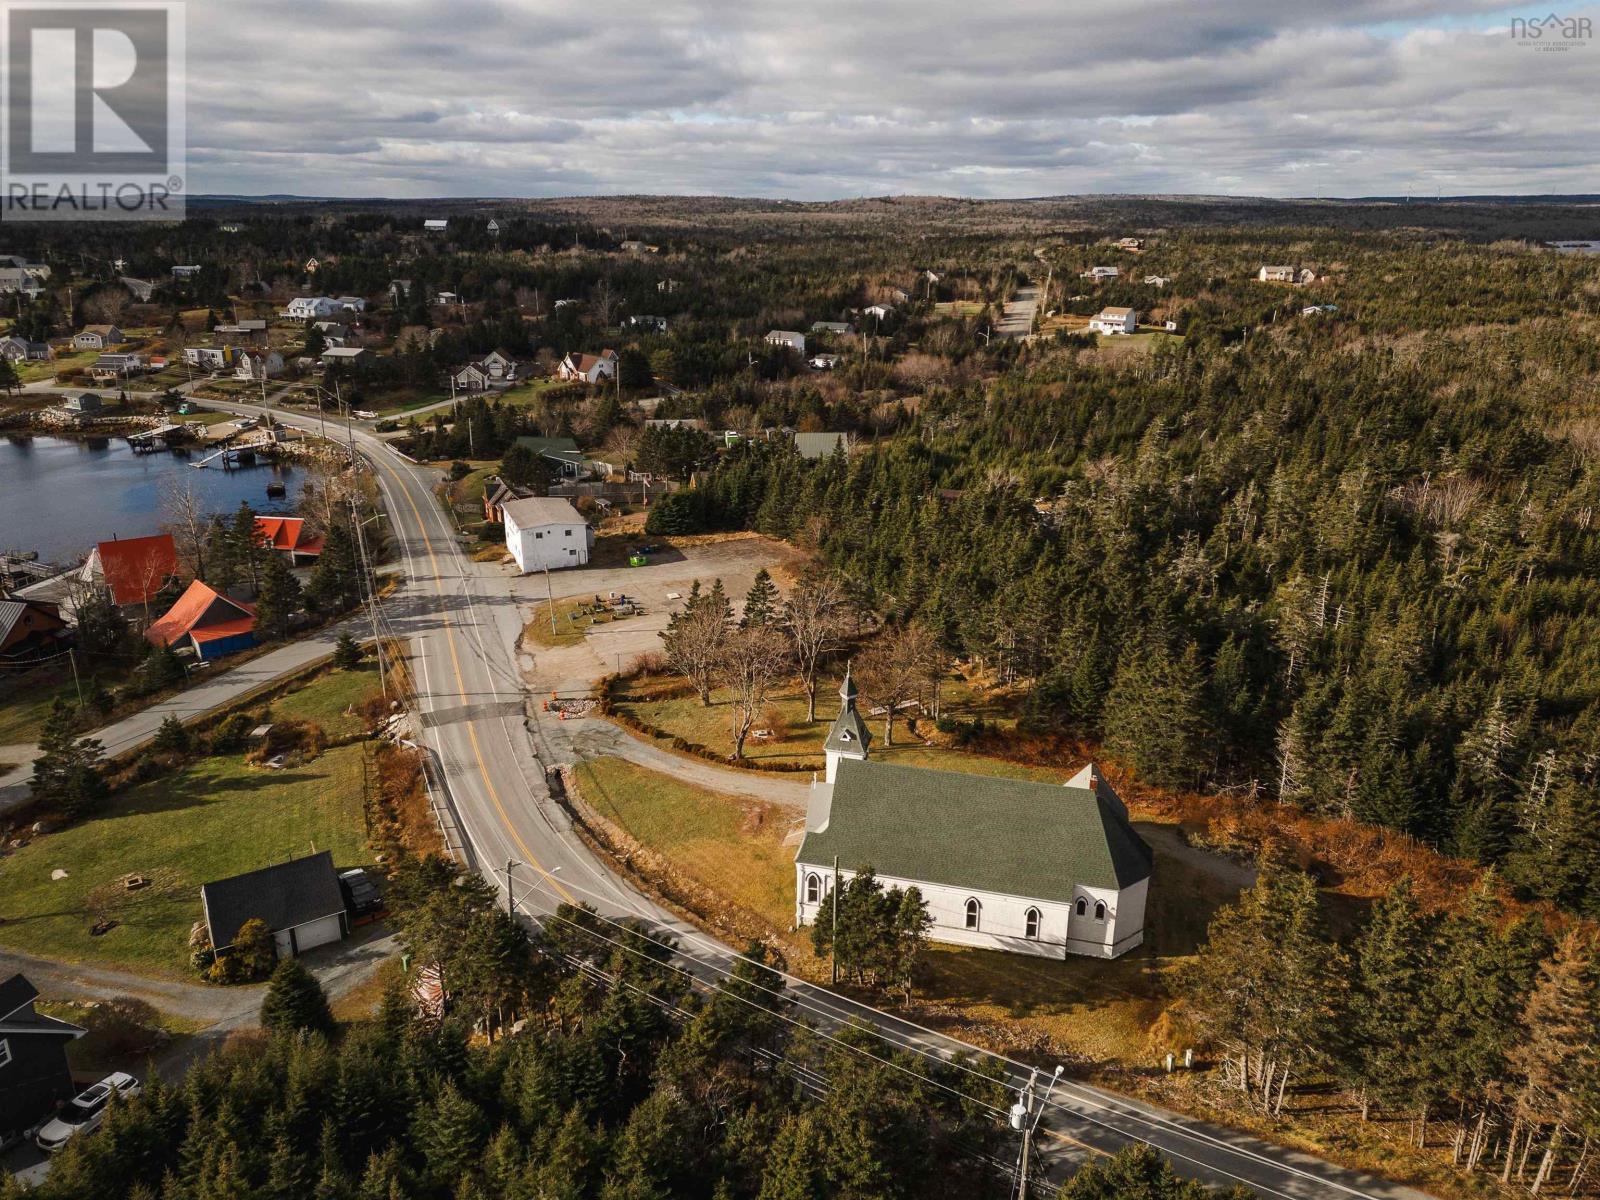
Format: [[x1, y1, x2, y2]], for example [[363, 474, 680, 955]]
[[201, 850, 349, 959]]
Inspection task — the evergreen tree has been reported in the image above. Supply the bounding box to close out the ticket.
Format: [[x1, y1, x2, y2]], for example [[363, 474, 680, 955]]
[[1103, 637, 1210, 790], [332, 632, 363, 671], [261, 959, 336, 1038], [740, 568, 779, 628], [1340, 878, 1432, 1118], [151, 714, 191, 754], [412, 1082, 487, 1194], [30, 698, 107, 819], [73, 583, 130, 661], [308, 523, 365, 614], [255, 554, 303, 641]]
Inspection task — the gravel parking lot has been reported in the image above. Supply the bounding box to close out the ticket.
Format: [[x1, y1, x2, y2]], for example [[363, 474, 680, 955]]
[[500, 533, 807, 691]]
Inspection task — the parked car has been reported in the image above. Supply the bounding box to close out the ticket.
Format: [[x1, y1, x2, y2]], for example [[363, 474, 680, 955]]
[[34, 1073, 141, 1152], [339, 867, 382, 917]]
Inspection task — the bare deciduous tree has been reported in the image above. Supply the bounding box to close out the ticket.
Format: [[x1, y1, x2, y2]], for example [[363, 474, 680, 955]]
[[783, 567, 846, 722], [161, 480, 211, 582], [661, 584, 730, 706], [857, 622, 944, 746], [721, 626, 789, 759]]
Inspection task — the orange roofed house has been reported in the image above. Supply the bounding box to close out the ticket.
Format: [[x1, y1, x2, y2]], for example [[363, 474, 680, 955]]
[[82, 533, 179, 618], [145, 581, 257, 661], [254, 516, 324, 566]]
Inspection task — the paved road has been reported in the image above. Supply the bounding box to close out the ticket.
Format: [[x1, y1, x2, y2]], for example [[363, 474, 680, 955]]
[[192, 395, 1434, 1200], [997, 280, 1041, 339]]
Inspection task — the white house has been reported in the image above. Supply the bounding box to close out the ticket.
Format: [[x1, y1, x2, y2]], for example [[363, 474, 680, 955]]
[[557, 349, 618, 383], [862, 304, 894, 321], [170, 264, 202, 278], [336, 295, 368, 314], [453, 350, 522, 392], [286, 296, 340, 321], [808, 353, 842, 371], [501, 497, 592, 573], [234, 350, 284, 382], [424, 218, 449, 232], [1088, 306, 1138, 335], [1258, 265, 1296, 283], [1085, 266, 1120, 280], [183, 346, 232, 371], [764, 330, 806, 355], [794, 672, 1152, 960]]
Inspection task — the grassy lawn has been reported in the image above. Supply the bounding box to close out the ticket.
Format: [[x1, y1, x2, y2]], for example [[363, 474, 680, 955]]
[[21, 349, 97, 384], [0, 670, 81, 744], [525, 599, 648, 649], [575, 755, 798, 929], [370, 386, 450, 417], [611, 673, 1060, 780], [0, 742, 368, 979], [570, 755, 1243, 1069], [269, 662, 382, 739]]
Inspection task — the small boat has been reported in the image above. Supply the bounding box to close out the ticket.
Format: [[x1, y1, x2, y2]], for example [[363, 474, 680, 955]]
[[265, 480, 286, 497]]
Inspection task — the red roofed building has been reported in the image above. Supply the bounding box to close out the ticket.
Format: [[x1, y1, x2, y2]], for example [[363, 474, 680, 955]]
[[145, 581, 257, 661], [82, 533, 179, 613], [254, 516, 325, 566]]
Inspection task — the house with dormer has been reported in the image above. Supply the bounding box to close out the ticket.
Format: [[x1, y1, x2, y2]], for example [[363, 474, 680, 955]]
[[794, 671, 1152, 960]]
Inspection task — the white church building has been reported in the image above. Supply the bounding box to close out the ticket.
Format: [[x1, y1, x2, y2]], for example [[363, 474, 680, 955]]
[[794, 671, 1152, 960]]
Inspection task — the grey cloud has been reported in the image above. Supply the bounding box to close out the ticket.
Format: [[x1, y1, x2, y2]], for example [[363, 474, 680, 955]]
[[178, 0, 1600, 198]]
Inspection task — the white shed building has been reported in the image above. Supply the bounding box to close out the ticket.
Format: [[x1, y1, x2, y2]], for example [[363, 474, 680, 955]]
[[502, 496, 592, 573], [795, 673, 1151, 960]]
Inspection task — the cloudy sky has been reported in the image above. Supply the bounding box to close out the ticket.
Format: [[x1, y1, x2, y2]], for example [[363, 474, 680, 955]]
[[183, 0, 1599, 199]]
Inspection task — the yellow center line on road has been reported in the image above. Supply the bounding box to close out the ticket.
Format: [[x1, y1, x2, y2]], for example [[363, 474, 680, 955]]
[[1041, 1127, 1111, 1159], [373, 454, 577, 906]]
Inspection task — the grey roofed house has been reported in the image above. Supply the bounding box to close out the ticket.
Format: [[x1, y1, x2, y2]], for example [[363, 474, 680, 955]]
[[500, 495, 587, 528], [0, 974, 86, 1141], [811, 320, 854, 334], [794, 431, 849, 460], [201, 850, 347, 956], [514, 434, 588, 476], [797, 758, 1152, 904]]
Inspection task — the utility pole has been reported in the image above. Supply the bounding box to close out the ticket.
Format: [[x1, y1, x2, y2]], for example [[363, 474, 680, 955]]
[[1010, 1065, 1064, 1200], [543, 562, 557, 636], [831, 855, 840, 986], [350, 498, 387, 700], [502, 859, 520, 915], [68, 647, 84, 709]]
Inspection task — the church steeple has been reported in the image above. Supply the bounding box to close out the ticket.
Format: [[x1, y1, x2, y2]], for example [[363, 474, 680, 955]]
[[823, 662, 871, 783]]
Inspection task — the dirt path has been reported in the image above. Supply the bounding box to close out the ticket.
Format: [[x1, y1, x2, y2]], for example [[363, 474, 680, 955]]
[[565, 718, 812, 809]]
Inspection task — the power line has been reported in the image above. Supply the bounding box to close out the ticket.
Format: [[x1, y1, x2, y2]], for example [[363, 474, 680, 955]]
[[521, 893, 1012, 1120], [504, 863, 1363, 1200]]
